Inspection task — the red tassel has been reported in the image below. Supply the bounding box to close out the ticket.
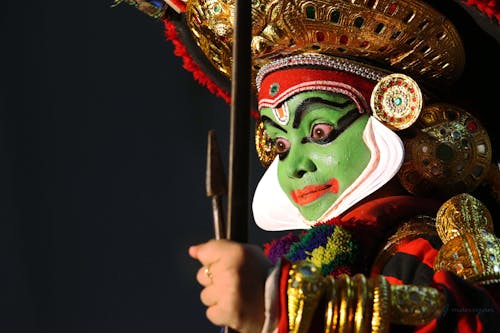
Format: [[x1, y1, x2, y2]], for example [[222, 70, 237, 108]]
[[163, 19, 261, 120], [463, 0, 500, 23], [163, 19, 232, 104], [278, 259, 291, 333], [165, 0, 186, 13]]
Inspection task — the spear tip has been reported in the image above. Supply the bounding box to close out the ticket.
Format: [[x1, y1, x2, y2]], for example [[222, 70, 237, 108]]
[[206, 130, 227, 198]]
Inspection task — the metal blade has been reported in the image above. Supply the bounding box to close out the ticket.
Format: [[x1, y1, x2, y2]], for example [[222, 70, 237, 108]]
[[206, 129, 227, 240]]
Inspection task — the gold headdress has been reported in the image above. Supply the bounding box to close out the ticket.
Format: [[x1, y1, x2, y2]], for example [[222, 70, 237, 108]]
[[180, 0, 498, 203], [116, 0, 499, 208], [186, 0, 465, 90]]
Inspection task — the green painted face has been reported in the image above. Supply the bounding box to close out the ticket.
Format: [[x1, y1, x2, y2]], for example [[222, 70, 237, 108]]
[[260, 91, 371, 221]]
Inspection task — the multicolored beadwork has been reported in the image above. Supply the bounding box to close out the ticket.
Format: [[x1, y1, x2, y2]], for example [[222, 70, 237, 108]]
[[264, 223, 358, 277]]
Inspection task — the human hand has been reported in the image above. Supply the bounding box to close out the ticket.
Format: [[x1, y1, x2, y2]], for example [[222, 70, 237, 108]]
[[189, 239, 273, 333]]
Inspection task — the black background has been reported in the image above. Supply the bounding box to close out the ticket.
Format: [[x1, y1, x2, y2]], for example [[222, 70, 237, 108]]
[[2, 1, 500, 333], [1, 1, 275, 332]]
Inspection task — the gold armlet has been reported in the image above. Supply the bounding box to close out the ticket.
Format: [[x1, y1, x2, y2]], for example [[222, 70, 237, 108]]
[[434, 193, 500, 285], [287, 261, 327, 333], [287, 262, 445, 333], [390, 284, 446, 326], [369, 275, 391, 333]]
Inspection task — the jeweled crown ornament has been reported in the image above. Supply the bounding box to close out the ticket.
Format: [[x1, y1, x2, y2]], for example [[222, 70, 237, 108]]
[[186, 0, 465, 90]]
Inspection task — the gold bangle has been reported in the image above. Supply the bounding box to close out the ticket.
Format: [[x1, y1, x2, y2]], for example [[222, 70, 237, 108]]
[[352, 274, 369, 333], [325, 276, 339, 333], [325, 274, 445, 331], [337, 274, 354, 333], [369, 275, 391, 333]]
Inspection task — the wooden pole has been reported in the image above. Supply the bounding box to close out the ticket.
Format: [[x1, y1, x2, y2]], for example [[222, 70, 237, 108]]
[[226, 0, 251, 245], [224, 0, 252, 331]]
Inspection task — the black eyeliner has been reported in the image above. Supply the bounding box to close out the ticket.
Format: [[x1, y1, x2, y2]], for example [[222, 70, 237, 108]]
[[262, 115, 288, 134], [301, 108, 361, 145], [293, 97, 354, 128]]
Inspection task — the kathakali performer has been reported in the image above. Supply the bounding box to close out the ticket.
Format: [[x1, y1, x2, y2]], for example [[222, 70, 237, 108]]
[[116, 0, 500, 332]]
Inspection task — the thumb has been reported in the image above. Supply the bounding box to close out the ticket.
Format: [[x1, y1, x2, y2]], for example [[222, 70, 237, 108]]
[[188, 243, 202, 259]]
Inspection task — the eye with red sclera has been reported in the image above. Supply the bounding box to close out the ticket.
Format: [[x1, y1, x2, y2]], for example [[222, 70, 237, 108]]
[[311, 123, 334, 142]]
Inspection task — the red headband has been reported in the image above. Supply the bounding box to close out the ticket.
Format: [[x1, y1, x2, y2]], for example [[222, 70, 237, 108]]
[[258, 68, 377, 113]]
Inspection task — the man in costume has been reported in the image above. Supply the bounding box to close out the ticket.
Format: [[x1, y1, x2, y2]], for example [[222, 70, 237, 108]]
[[116, 0, 500, 332]]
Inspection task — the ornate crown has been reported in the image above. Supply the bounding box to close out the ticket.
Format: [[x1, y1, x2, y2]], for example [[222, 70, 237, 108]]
[[186, 0, 465, 90], [114, 0, 500, 206]]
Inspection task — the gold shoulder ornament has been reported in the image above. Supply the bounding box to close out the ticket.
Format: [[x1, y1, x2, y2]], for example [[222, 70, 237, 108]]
[[434, 193, 500, 285]]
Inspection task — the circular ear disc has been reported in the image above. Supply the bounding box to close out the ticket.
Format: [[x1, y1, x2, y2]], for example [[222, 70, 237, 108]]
[[255, 119, 276, 168], [370, 73, 423, 131]]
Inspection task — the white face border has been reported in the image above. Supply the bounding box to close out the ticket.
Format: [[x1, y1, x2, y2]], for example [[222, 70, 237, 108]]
[[252, 116, 404, 231]]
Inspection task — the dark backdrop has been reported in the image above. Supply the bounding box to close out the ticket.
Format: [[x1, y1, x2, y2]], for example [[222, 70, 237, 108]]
[[3, 2, 500, 333], [1, 1, 277, 332]]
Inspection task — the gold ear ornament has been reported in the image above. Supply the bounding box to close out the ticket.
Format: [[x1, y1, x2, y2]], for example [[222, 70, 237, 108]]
[[255, 118, 277, 168], [370, 73, 423, 131]]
